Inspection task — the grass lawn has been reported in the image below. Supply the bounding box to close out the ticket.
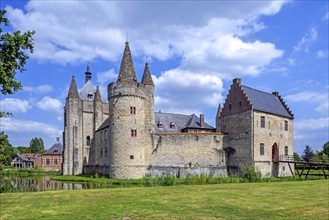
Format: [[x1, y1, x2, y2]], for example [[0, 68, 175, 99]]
[[1, 180, 328, 220]]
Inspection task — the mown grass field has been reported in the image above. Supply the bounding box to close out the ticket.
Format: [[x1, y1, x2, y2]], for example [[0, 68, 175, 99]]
[[1, 180, 328, 220]]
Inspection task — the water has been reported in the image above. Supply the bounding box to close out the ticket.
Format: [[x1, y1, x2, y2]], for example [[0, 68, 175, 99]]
[[0, 176, 117, 193]]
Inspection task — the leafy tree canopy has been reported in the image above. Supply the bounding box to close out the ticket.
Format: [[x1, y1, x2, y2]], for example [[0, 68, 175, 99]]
[[293, 152, 301, 161], [0, 9, 35, 117], [322, 141, 329, 156], [0, 132, 18, 166], [29, 137, 45, 154], [302, 145, 314, 162]]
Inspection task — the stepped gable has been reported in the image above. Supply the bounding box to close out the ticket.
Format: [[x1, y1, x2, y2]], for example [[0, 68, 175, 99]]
[[79, 80, 96, 101], [141, 63, 154, 86], [44, 143, 63, 155], [67, 76, 79, 98], [117, 41, 137, 83], [184, 114, 214, 130], [242, 85, 293, 118]]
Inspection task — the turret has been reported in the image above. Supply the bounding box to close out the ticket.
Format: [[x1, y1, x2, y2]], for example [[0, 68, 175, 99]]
[[63, 76, 83, 175], [216, 104, 222, 132], [117, 42, 137, 84]]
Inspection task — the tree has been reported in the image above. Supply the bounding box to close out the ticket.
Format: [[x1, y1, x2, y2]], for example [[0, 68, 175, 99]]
[[0, 9, 35, 117], [16, 146, 29, 154], [0, 132, 17, 166], [302, 145, 314, 162], [293, 152, 301, 161], [322, 141, 329, 156], [28, 137, 45, 154]]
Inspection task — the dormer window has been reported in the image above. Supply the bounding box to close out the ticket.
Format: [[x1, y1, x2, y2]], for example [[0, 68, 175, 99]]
[[157, 121, 163, 128], [170, 122, 175, 129], [87, 93, 93, 99]]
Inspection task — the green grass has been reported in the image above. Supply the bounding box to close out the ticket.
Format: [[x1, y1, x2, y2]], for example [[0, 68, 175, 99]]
[[1, 180, 328, 219]]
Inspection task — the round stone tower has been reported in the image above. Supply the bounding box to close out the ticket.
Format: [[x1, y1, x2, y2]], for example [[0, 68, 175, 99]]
[[108, 42, 153, 179]]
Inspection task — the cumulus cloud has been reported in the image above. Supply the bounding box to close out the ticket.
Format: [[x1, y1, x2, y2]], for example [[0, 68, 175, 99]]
[[0, 117, 62, 137], [285, 91, 328, 115], [24, 84, 53, 93], [294, 117, 329, 131], [293, 27, 318, 52], [316, 50, 327, 58], [36, 96, 63, 114], [97, 69, 117, 84], [154, 69, 223, 114], [0, 98, 31, 113]]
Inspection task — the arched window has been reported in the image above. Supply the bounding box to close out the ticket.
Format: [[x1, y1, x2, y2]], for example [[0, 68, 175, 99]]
[[86, 136, 91, 146]]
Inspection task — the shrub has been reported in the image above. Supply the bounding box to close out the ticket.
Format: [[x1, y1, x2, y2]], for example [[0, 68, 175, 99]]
[[241, 165, 262, 182]]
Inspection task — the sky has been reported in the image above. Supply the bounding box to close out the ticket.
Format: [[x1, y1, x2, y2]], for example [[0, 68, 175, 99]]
[[0, 0, 328, 155]]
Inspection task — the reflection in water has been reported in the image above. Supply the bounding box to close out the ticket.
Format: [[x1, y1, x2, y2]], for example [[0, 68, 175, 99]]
[[0, 176, 113, 193]]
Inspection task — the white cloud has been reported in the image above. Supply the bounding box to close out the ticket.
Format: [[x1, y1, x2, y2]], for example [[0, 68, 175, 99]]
[[294, 117, 329, 131], [97, 69, 117, 84], [0, 117, 62, 137], [0, 98, 31, 113], [24, 84, 53, 93], [316, 50, 327, 58], [293, 27, 318, 52], [36, 96, 63, 114], [154, 69, 223, 114], [323, 11, 329, 20], [285, 91, 329, 115], [5, 1, 285, 69]]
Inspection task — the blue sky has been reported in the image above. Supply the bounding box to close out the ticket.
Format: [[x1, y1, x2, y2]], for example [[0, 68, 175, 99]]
[[0, 0, 328, 155]]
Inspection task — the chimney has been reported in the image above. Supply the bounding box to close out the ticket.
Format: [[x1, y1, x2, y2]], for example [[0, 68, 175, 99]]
[[56, 137, 60, 143], [272, 92, 279, 97], [233, 78, 241, 85], [200, 114, 205, 128]]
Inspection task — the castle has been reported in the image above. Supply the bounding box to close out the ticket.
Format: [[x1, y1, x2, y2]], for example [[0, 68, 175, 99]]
[[63, 42, 294, 178]]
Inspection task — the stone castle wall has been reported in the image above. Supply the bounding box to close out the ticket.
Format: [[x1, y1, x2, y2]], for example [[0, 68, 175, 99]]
[[148, 133, 227, 177]]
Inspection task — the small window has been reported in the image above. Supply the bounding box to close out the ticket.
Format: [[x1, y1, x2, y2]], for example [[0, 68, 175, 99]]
[[86, 136, 91, 146], [260, 116, 265, 128], [100, 148, 103, 158], [260, 143, 265, 155], [284, 146, 288, 156], [229, 104, 232, 110], [284, 121, 288, 131], [130, 155, 134, 160], [130, 106, 136, 115], [131, 129, 137, 137], [239, 101, 242, 107], [157, 121, 163, 128], [46, 158, 50, 165], [87, 93, 93, 99], [54, 158, 58, 165], [170, 122, 175, 129], [105, 147, 107, 157]]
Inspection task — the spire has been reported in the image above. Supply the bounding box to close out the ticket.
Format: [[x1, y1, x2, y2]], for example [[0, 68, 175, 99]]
[[67, 76, 79, 98], [94, 86, 102, 101], [117, 42, 137, 83], [85, 65, 92, 83], [141, 63, 154, 86]]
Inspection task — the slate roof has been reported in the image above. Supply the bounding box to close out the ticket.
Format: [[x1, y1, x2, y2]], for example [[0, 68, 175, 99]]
[[43, 143, 63, 155], [117, 42, 137, 83], [97, 118, 110, 131], [242, 86, 293, 118], [141, 63, 154, 86], [79, 80, 96, 101], [185, 114, 214, 130], [155, 112, 215, 132], [15, 154, 38, 162]]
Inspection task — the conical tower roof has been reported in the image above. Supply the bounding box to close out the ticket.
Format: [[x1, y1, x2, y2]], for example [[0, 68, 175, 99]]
[[141, 63, 154, 86], [117, 42, 137, 83], [67, 76, 79, 98], [94, 86, 102, 101]]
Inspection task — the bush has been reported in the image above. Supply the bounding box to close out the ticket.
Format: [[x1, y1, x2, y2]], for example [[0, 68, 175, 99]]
[[241, 165, 262, 182]]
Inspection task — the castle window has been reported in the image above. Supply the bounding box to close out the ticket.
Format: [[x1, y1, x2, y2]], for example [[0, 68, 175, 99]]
[[87, 93, 93, 99], [260, 116, 265, 128], [131, 129, 137, 137], [130, 155, 134, 160], [105, 147, 107, 157], [260, 143, 265, 155], [239, 101, 242, 107], [46, 158, 50, 165], [130, 106, 136, 114], [157, 121, 163, 128], [284, 121, 288, 131], [100, 148, 103, 158], [229, 104, 232, 110], [284, 146, 288, 156], [170, 122, 175, 129], [54, 158, 58, 165], [86, 136, 91, 146]]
